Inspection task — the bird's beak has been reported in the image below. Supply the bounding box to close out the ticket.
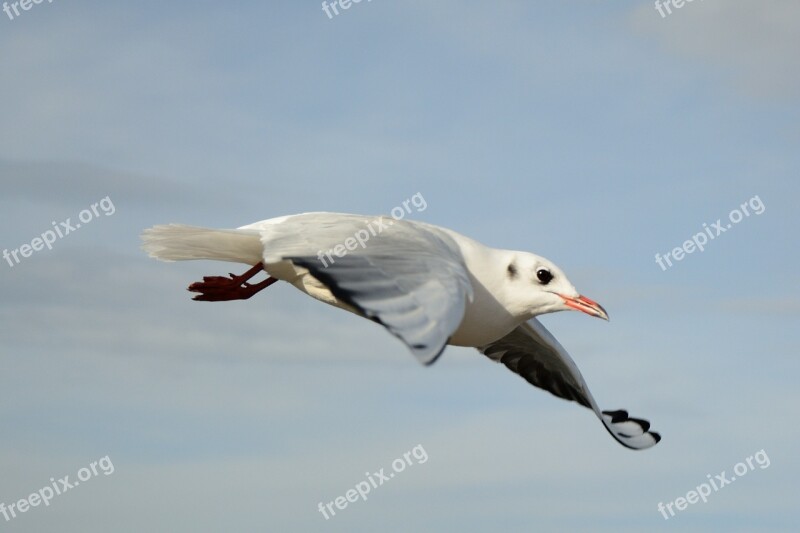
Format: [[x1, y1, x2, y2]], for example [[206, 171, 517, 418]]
[[559, 294, 609, 321]]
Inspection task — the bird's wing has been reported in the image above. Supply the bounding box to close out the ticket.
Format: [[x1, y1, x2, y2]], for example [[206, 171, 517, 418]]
[[478, 318, 660, 450], [249, 213, 473, 365]]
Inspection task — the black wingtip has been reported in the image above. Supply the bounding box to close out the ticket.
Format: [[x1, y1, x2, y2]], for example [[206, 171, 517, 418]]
[[601, 409, 661, 450], [602, 409, 629, 423]]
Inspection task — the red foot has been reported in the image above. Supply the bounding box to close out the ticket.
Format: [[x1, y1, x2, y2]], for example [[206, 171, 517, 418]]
[[188, 263, 278, 301]]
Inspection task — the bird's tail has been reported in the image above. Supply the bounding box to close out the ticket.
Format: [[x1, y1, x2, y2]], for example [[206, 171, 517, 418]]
[[141, 224, 263, 264]]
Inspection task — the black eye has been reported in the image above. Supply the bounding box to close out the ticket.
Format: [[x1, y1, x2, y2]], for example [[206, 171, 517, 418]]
[[536, 269, 553, 285]]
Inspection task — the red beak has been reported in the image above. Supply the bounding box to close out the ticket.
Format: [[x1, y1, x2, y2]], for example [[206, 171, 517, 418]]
[[559, 294, 609, 321]]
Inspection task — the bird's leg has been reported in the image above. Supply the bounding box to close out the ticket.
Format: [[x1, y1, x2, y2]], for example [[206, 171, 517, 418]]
[[187, 263, 278, 301]]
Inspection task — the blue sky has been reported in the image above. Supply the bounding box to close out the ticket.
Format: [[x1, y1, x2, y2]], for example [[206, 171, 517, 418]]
[[0, 1, 798, 531]]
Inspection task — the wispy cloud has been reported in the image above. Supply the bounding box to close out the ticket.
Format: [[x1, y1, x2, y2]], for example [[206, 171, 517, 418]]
[[630, 0, 800, 99]]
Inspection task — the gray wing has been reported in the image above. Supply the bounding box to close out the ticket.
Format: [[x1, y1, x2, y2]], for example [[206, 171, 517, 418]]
[[478, 318, 661, 450], [251, 213, 473, 365]]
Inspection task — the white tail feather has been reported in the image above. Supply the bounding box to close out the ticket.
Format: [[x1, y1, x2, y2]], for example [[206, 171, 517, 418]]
[[141, 224, 263, 264]]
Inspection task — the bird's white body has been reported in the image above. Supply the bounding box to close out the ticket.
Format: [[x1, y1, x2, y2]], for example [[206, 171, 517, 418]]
[[141, 212, 661, 450], [235, 215, 582, 347], [244, 217, 523, 347]]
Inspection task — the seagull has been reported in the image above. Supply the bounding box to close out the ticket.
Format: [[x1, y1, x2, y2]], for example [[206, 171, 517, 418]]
[[141, 212, 660, 450]]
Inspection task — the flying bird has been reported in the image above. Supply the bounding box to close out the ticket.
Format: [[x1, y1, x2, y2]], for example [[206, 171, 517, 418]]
[[141, 212, 660, 450]]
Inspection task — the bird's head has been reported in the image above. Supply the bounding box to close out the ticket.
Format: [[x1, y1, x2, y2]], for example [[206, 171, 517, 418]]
[[503, 252, 609, 321]]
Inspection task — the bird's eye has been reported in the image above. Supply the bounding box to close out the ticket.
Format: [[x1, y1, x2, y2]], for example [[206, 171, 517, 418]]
[[536, 269, 553, 285]]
